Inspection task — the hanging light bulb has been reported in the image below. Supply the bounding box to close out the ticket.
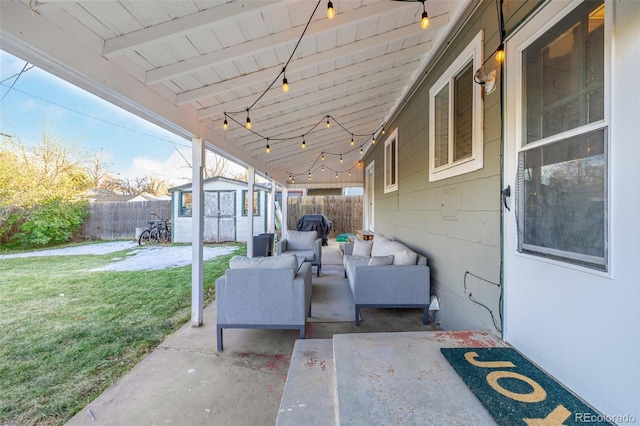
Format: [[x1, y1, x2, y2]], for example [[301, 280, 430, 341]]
[[301, 136, 306, 149], [265, 140, 270, 153], [245, 110, 252, 130], [282, 76, 289, 93], [326, 116, 331, 128], [223, 115, 228, 130], [372, 134, 376, 145], [321, 165, 325, 172], [321, 152, 325, 161], [349, 170, 352, 176], [350, 134, 354, 146], [308, 172, 312, 180], [420, 1, 430, 29], [335, 172, 338, 179], [495, 43, 505, 63], [360, 146, 364, 155], [327, 1, 335, 19], [382, 127, 386, 135], [292, 176, 295, 183], [340, 155, 343, 163]]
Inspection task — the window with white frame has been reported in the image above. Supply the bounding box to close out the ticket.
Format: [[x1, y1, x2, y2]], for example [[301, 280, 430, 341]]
[[429, 31, 484, 182], [179, 191, 192, 217], [517, 1, 607, 271], [384, 128, 398, 193]]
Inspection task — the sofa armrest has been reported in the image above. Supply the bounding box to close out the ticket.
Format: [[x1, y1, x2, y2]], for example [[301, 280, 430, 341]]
[[275, 239, 287, 255], [352, 265, 431, 305], [313, 237, 322, 262], [343, 242, 354, 256]]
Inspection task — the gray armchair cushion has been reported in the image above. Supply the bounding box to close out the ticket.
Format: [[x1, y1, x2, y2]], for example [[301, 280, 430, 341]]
[[229, 254, 298, 270], [285, 230, 318, 250]]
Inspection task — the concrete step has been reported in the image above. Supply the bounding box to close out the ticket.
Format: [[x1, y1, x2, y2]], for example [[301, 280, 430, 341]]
[[278, 331, 502, 425], [333, 331, 499, 425], [276, 339, 337, 426]]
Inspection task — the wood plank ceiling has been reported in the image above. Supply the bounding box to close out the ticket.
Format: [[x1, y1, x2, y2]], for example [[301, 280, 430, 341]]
[[0, 0, 469, 187]]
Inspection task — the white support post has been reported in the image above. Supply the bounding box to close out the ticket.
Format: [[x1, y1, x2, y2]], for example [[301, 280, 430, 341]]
[[269, 178, 276, 234], [247, 166, 255, 257], [282, 187, 288, 240], [191, 136, 204, 327]]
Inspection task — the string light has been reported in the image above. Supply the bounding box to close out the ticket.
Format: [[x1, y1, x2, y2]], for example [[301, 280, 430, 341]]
[[223, 115, 228, 130], [372, 134, 376, 145], [326, 116, 331, 128], [381, 127, 386, 135], [349, 170, 352, 176], [495, 43, 505, 63], [321, 165, 325, 171], [321, 153, 325, 161], [340, 154, 343, 163], [350, 134, 354, 146], [301, 135, 306, 149], [308, 172, 312, 180], [335, 172, 338, 179], [245, 110, 252, 130], [265, 139, 270, 153], [360, 146, 364, 155], [421, 0, 430, 30], [327, 1, 335, 19], [282, 73, 289, 93]]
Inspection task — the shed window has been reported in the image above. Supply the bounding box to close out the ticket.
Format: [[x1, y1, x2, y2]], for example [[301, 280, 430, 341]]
[[179, 192, 192, 217], [242, 190, 260, 216]]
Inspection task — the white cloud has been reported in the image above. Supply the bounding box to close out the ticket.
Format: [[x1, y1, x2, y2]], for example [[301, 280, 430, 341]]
[[123, 148, 193, 186]]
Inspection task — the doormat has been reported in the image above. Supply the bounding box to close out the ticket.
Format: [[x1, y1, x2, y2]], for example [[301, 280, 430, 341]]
[[440, 347, 613, 425]]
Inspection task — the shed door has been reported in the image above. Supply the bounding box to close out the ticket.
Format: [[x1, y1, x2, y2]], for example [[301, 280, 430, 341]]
[[203, 190, 236, 243]]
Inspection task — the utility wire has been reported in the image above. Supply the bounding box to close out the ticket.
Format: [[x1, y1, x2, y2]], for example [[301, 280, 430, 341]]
[[0, 62, 32, 102], [0, 83, 192, 149]]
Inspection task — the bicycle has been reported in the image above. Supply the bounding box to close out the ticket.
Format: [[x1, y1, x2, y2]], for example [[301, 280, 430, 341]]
[[138, 213, 171, 246]]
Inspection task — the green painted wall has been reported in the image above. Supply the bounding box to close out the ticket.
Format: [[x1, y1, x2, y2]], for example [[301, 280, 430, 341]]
[[363, 0, 540, 332]]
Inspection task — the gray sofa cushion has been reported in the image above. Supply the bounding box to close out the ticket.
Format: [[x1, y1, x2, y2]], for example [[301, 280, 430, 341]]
[[229, 254, 298, 270], [368, 255, 394, 266], [392, 250, 417, 265], [285, 230, 318, 250], [353, 238, 373, 257]]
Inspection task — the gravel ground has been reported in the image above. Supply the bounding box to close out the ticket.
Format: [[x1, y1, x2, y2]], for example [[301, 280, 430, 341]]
[[0, 241, 238, 271]]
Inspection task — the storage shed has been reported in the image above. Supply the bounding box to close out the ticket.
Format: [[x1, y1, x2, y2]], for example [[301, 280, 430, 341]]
[[169, 177, 268, 243]]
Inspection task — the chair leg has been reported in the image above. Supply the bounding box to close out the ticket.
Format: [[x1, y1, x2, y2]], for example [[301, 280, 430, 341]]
[[355, 306, 361, 326], [317, 263, 321, 277], [217, 326, 223, 351], [300, 325, 306, 339], [422, 307, 429, 325]]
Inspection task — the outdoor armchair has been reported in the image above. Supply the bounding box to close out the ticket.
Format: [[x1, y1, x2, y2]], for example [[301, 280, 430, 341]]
[[276, 230, 322, 277]]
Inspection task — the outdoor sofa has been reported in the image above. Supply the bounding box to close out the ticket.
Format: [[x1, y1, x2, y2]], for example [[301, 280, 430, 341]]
[[215, 254, 312, 351], [276, 230, 322, 277], [342, 235, 431, 325]]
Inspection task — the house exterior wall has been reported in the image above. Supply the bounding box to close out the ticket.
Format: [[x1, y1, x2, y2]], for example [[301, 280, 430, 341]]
[[171, 179, 267, 243], [365, 0, 525, 333], [365, 0, 639, 417]]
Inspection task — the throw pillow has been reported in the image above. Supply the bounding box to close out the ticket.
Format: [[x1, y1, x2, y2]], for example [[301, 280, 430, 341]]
[[352, 238, 373, 257], [367, 255, 394, 266], [286, 230, 318, 251], [393, 250, 418, 265], [370, 235, 395, 257], [229, 254, 298, 270]]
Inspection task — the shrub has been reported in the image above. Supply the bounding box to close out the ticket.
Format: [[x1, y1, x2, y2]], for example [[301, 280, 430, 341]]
[[14, 200, 89, 247]]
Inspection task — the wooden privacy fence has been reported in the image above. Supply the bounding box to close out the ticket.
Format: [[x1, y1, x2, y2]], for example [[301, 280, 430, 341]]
[[81, 200, 171, 240], [287, 195, 362, 237]]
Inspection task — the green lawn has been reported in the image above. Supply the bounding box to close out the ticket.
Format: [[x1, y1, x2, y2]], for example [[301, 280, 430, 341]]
[[0, 242, 244, 426]]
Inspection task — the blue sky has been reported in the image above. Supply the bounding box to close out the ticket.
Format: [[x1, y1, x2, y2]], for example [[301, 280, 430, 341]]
[[0, 50, 196, 186]]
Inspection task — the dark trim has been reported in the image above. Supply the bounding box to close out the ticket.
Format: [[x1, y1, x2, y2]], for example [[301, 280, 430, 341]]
[[355, 304, 429, 326]]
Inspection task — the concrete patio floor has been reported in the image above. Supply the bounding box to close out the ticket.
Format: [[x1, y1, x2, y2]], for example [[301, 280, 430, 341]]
[[65, 241, 501, 426]]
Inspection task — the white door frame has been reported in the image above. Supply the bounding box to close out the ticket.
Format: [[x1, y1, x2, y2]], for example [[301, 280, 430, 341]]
[[364, 161, 375, 231]]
